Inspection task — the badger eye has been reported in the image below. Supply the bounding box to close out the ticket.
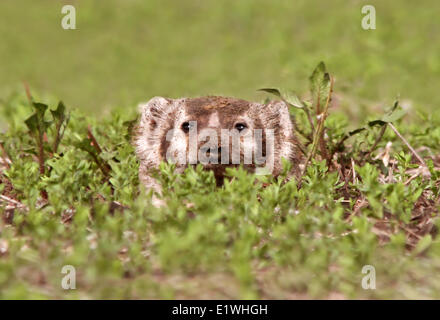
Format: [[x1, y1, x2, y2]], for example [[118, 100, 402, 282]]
[[234, 123, 247, 132], [181, 122, 192, 133]]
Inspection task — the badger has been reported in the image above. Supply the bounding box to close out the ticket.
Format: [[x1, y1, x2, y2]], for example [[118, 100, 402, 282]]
[[134, 96, 303, 205]]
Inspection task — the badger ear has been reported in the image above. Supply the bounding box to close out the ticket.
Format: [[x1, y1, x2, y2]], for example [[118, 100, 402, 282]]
[[138, 97, 173, 131], [262, 100, 294, 135]]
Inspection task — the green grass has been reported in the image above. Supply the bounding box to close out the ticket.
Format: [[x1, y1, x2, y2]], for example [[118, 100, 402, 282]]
[[0, 0, 439, 118], [1, 62, 440, 299]]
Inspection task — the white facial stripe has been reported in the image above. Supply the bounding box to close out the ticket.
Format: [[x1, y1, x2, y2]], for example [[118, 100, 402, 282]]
[[207, 112, 220, 128]]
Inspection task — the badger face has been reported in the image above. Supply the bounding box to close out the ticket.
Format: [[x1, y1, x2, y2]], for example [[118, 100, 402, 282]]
[[135, 96, 301, 184]]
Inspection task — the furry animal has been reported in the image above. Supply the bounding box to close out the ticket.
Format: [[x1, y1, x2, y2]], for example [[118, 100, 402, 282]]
[[134, 96, 303, 204]]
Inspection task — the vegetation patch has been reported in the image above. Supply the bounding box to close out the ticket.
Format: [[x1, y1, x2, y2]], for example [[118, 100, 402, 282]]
[[1, 63, 439, 299]]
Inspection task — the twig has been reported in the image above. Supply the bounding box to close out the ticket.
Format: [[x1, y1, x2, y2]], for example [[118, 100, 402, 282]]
[[0, 143, 11, 169], [87, 125, 103, 154], [36, 134, 48, 200], [0, 194, 28, 210], [91, 152, 110, 177], [53, 115, 69, 154], [404, 173, 420, 186], [316, 90, 321, 115], [23, 81, 33, 104], [333, 135, 349, 154], [345, 197, 368, 221], [351, 158, 356, 184], [87, 125, 111, 177], [399, 224, 422, 240], [364, 124, 387, 160], [37, 134, 47, 200], [388, 123, 426, 167]]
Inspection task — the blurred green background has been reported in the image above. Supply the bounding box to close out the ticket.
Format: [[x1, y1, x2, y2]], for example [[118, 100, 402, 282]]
[[0, 0, 439, 117]]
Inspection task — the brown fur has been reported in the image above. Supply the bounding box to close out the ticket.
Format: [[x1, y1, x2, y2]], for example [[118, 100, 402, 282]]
[[134, 96, 303, 205]]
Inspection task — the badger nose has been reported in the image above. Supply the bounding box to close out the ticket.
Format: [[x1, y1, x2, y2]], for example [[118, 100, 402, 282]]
[[200, 146, 222, 162], [201, 146, 221, 156]]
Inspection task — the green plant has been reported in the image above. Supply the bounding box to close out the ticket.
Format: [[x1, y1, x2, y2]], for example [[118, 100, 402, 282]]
[[0, 63, 439, 299]]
